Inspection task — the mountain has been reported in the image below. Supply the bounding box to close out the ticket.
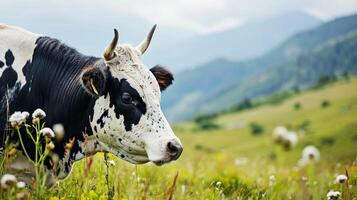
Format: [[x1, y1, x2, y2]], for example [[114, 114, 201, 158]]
[[162, 13, 357, 121], [145, 11, 321, 71]]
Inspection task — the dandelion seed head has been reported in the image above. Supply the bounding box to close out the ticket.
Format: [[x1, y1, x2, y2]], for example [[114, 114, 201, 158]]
[[273, 126, 288, 143], [273, 127, 298, 150], [302, 145, 320, 162], [335, 174, 347, 184]]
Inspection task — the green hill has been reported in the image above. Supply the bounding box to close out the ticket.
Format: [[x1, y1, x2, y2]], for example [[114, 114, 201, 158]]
[[162, 14, 357, 121]]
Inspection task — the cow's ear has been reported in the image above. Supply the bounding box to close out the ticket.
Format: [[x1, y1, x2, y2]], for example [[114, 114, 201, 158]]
[[81, 66, 106, 96], [150, 65, 174, 91]]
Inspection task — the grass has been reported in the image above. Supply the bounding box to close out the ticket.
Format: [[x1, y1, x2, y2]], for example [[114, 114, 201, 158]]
[[3, 78, 357, 199]]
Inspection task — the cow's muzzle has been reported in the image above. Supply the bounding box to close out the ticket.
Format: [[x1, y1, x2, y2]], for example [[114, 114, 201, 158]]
[[150, 138, 183, 166], [166, 139, 183, 160]]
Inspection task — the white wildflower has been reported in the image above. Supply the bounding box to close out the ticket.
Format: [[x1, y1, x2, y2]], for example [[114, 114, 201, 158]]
[[335, 174, 347, 184], [9, 111, 28, 127], [269, 175, 276, 186], [327, 190, 341, 200], [16, 181, 26, 189], [108, 160, 116, 166], [21, 111, 30, 120], [234, 157, 248, 166], [40, 127, 55, 138], [53, 123, 65, 141], [1, 174, 17, 189], [269, 175, 276, 182], [32, 108, 46, 119]]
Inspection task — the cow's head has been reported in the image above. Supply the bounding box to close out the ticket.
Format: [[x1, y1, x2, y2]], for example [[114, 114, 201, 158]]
[[80, 25, 182, 165]]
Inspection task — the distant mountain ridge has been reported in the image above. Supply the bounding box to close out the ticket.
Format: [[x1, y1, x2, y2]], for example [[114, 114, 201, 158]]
[[163, 13, 357, 121], [146, 11, 321, 71]]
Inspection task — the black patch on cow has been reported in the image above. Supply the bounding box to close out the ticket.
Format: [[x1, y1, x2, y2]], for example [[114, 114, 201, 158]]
[[0, 49, 18, 103], [97, 109, 108, 128], [107, 76, 146, 131], [22, 60, 31, 77], [0, 67, 18, 92], [5, 49, 15, 66]]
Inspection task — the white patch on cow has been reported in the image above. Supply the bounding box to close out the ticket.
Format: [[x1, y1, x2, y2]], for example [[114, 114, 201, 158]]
[[90, 44, 181, 164], [0, 24, 39, 87]]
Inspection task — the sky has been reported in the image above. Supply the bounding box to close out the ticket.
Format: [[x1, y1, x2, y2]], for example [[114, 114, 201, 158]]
[[2, 0, 357, 35], [1, 0, 357, 60]]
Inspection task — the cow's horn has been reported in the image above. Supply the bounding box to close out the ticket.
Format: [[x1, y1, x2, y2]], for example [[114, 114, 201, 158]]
[[136, 24, 157, 55], [104, 29, 119, 61]]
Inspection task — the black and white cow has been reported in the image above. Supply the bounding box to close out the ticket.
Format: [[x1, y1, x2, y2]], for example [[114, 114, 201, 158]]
[[0, 24, 182, 183]]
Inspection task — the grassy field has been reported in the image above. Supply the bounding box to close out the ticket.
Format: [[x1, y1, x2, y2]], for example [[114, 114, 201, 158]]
[[7, 78, 357, 199]]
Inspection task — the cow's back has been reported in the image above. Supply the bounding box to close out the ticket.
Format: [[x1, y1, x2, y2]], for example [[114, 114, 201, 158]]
[[0, 24, 39, 148]]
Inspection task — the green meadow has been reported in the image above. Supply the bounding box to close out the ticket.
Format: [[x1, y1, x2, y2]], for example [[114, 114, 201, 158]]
[[48, 78, 357, 199]]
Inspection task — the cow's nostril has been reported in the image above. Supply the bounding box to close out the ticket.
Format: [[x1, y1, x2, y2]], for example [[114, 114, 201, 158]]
[[167, 140, 183, 160]]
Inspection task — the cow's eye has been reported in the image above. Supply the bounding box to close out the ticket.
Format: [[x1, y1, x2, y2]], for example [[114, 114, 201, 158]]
[[121, 93, 133, 104]]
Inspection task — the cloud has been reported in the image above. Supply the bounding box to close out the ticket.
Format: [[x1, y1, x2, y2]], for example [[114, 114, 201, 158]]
[[106, 0, 242, 34]]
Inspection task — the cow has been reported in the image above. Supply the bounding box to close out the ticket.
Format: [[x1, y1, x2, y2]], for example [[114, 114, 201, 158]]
[[0, 24, 183, 185]]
